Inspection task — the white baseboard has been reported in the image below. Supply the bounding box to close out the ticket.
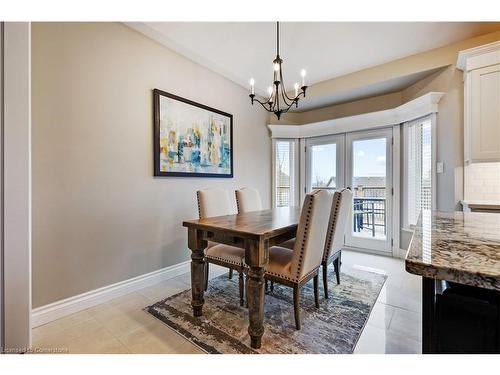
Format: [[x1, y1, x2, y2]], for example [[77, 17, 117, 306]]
[[32, 260, 191, 328]]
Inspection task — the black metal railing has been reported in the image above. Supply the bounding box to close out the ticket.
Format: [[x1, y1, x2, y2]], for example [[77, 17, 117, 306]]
[[352, 197, 386, 237], [312, 185, 387, 238], [352, 186, 386, 237]]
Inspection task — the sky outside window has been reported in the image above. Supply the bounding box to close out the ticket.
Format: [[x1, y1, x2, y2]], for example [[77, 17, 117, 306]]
[[311, 138, 387, 187], [352, 138, 386, 178]]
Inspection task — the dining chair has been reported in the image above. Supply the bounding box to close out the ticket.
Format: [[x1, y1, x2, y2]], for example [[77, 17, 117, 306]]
[[264, 189, 333, 330], [197, 188, 246, 306], [279, 189, 352, 296], [321, 188, 352, 298], [235, 187, 262, 213]]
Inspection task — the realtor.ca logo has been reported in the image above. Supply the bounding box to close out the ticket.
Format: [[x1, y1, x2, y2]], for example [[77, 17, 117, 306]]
[[2, 346, 69, 354]]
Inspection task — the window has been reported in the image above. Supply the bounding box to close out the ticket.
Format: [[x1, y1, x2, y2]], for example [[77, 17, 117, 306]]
[[273, 139, 296, 207], [404, 115, 433, 228]]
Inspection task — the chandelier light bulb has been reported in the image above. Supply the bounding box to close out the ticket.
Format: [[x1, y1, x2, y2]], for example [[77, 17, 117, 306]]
[[268, 86, 273, 99], [250, 78, 255, 94], [301, 69, 306, 86], [294, 82, 299, 97]]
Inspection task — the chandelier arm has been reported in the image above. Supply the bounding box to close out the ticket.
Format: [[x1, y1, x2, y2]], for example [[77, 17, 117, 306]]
[[282, 87, 297, 102], [276, 85, 281, 112], [280, 102, 295, 115], [279, 85, 293, 107], [296, 89, 307, 99], [253, 98, 273, 111], [277, 64, 298, 102]]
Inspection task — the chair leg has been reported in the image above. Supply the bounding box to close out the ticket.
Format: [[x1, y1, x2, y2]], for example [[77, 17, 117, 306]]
[[293, 286, 301, 330], [239, 271, 244, 306], [333, 258, 340, 285], [265, 279, 269, 291], [313, 274, 320, 308], [204, 262, 209, 291], [270, 280, 274, 292], [228, 269, 233, 280], [322, 262, 329, 299]]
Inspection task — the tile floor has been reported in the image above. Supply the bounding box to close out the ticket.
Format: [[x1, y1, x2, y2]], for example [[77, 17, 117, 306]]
[[31, 250, 422, 354]]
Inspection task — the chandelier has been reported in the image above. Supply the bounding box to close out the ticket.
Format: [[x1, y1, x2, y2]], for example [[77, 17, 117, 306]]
[[249, 22, 308, 120]]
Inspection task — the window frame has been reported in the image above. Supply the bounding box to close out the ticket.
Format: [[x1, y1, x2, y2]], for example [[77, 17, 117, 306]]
[[271, 138, 299, 208], [402, 114, 437, 230]]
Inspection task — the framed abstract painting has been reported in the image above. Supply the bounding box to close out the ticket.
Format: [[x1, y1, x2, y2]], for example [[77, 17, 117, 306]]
[[153, 89, 233, 178]]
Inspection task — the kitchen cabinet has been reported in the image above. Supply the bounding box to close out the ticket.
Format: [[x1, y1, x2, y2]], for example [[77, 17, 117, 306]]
[[457, 41, 500, 163]]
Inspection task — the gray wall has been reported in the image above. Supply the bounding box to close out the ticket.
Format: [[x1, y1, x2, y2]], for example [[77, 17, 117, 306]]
[[32, 22, 271, 308], [0, 21, 3, 351], [402, 66, 465, 212], [3, 22, 32, 351]]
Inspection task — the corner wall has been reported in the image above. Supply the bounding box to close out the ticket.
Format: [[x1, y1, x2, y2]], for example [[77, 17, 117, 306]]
[[31, 22, 271, 308]]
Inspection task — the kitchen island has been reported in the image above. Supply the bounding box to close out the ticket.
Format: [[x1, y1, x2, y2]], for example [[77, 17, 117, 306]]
[[406, 210, 500, 353]]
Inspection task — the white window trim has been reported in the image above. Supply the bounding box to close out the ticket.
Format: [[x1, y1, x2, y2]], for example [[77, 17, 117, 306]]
[[268, 92, 444, 139], [402, 114, 437, 231], [271, 138, 299, 208]]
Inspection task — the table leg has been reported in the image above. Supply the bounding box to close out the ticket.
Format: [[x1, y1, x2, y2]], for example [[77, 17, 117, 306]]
[[247, 266, 265, 349], [245, 239, 268, 349], [188, 228, 207, 317]]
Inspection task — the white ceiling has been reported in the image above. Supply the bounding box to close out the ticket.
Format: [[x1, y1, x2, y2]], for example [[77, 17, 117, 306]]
[[128, 22, 500, 108], [298, 67, 444, 111]]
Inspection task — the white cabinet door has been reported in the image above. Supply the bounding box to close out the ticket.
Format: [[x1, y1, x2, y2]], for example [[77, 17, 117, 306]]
[[469, 63, 500, 162]]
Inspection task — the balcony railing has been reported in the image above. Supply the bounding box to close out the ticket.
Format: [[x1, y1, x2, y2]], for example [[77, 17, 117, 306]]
[[312, 185, 387, 238]]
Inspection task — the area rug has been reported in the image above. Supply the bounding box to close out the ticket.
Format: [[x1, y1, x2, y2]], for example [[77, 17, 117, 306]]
[[146, 264, 387, 354]]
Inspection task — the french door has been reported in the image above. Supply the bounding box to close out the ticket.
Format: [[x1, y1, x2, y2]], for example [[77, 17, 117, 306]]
[[345, 129, 393, 253], [305, 134, 345, 194], [305, 128, 393, 254]]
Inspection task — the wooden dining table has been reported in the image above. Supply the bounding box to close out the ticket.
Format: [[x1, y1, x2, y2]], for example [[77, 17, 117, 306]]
[[182, 206, 301, 349]]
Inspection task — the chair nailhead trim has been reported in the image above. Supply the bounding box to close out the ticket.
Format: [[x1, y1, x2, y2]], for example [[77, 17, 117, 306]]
[[196, 191, 202, 218], [235, 191, 240, 214], [265, 270, 294, 281], [205, 254, 244, 267]]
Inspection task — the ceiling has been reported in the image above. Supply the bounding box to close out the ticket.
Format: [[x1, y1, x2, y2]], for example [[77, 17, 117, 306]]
[[127, 22, 500, 110], [298, 67, 444, 111]]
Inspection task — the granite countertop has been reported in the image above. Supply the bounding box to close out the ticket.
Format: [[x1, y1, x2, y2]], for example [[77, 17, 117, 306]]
[[405, 210, 500, 291]]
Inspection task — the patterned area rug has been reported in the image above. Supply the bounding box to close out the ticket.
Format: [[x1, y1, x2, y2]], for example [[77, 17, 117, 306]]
[[147, 264, 387, 354]]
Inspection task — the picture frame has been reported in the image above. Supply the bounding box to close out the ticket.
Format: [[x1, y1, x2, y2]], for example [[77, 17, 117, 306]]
[[153, 89, 233, 178]]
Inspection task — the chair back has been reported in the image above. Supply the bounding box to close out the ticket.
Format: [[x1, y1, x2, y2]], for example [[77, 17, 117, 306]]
[[197, 189, 231, 219], [322, 188, 353, 262], [235, 187, 262, 213], [291, 189, 333, 281]]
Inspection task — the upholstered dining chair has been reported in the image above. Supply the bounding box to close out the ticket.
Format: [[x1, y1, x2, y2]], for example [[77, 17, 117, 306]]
[[264, 189, 333, 330], [321, 188, 352, 298], [235, 187, 262, 213], [197, 189, 246, 306], [279, 188, 352, 298]]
